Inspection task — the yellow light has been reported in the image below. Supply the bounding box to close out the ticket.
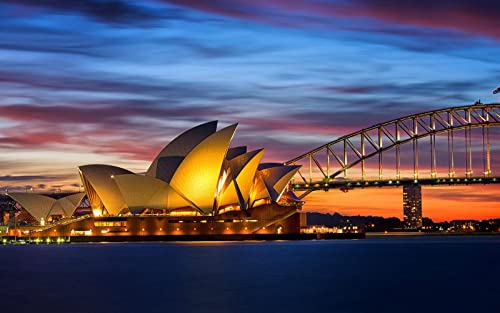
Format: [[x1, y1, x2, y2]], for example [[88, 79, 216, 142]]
[[226, 227, 229, 230], [194, 228, 197, 231], [176, 228, 179, 231], [216, 169, 229, 196], [92, 208, 102, 217], [141, 228, 145, 231], [160, 228, 163, 231]]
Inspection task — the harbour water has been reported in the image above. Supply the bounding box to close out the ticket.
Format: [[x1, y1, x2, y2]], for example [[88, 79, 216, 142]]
[[1, 236, 499, 313]]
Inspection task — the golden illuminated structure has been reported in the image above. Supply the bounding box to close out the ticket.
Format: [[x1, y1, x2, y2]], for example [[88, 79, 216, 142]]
[[7, 192, 85, 223], [8, 121, 304, 238], [77, 121, 300, 217]]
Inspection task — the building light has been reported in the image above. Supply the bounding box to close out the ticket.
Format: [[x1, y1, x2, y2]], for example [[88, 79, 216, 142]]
[[194, 228, 197, 231], [176, 228, 179, 231], [159, 228, 163, 231]]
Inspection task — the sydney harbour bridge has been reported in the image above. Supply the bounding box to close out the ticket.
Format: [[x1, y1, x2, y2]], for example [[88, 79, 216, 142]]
[[286, 102, 500, 205]]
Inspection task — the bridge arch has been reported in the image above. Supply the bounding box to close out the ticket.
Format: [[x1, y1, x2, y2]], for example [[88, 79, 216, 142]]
[[286, 103, 500, 196]]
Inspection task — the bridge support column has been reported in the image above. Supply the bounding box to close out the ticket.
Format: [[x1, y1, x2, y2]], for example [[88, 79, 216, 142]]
[[403, 184, 422, 229]]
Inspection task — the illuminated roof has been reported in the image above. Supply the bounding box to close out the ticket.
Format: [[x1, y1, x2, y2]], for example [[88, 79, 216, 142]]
[[55, 192, 86, 216], [7, 192, 86, 223], [146, 121, 217, 181], [78, 165, 133, 215], [255, 164, 301, 202], [170, 123, 237, 213], [219, 149, 264, 209], [113, 174, 191, 214], [77, 121, 301, 216]]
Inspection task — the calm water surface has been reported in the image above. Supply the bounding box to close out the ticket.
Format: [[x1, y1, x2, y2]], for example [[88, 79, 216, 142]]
[[1, 236, 499, 313]]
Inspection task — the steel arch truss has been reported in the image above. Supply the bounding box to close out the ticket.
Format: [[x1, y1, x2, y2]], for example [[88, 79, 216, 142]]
[[286, 103, 500, 191]]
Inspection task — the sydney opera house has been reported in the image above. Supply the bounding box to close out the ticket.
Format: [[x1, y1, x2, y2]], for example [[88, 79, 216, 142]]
[[5, 121, 305, 239]]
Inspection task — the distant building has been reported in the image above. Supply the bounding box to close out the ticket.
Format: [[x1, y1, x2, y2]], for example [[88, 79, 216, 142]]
[[403, 184, 422, 229]]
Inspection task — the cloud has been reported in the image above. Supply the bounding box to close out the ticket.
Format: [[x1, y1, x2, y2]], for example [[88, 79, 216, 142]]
[[165, 0, 500, 40], [0, 175, 60, 182], [2, 0, 158, 24], [0, 103, 231, 160], [426, 186, 500, 203]]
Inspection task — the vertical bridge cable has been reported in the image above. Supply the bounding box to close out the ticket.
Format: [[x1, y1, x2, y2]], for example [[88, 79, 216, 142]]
[[413, 117, 419, 180]]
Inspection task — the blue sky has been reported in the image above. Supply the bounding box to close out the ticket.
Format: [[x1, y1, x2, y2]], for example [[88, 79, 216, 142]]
[[0, 1, 499, 220]]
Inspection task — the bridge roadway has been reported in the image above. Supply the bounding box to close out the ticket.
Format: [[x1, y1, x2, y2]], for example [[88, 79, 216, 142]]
[[292, 176, 500, 196]]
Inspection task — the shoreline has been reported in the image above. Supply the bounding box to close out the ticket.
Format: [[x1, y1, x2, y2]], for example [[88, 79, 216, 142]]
[[1, 232, 365, 244], [367, 231, 500, 237]]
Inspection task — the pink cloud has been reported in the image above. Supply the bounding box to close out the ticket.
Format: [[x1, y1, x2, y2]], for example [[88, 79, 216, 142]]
[[166, 0, 500, 39]]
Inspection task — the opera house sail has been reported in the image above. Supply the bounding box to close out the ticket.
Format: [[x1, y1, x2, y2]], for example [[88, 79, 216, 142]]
[[6, 121, 305, 238]]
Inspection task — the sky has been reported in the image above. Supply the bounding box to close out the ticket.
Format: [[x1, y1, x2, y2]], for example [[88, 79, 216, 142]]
[[0, 0, 499, 222]]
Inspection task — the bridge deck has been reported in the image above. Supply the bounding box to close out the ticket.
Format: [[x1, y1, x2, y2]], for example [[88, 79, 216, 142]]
[[292, 176, 500, 192]]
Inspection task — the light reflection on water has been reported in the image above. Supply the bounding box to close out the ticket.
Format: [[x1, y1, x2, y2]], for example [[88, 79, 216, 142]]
[[1, 236, 499, 313]]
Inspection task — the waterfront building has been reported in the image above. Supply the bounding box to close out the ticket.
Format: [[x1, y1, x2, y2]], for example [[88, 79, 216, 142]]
[[403, 184, 422, 229], [6, 121, 304, 237]]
